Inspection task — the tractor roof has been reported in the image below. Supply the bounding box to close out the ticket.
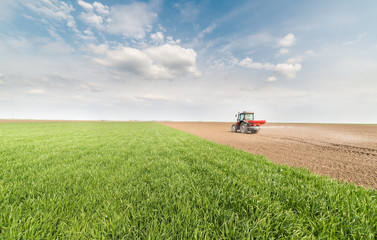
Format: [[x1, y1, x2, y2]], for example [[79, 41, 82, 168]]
[[241, 111, 254, 114]]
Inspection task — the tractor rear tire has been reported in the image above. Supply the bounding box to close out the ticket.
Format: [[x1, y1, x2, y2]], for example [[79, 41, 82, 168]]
[[240, 123, 248, 134], [231, 124, 238, 133]]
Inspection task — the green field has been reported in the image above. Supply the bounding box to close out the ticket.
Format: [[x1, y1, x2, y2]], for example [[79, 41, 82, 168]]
[[0, 122, 376, 239]]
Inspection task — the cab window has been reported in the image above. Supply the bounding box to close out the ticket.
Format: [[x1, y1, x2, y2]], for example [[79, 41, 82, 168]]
[[245, 114, 254, 120]]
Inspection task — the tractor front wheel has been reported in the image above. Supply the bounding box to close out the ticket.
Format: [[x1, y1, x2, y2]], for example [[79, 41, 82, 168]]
[[240, 123, 248, 134], [231, 124, 238, 133]]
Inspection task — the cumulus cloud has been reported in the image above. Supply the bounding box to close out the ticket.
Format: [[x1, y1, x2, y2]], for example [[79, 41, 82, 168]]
[[277, 33, 296, 47], [96, 44, 201, 79], [166, 36, 181, 45], [28, 89, 46, 94], [276, 48, 289, 56], [145, 44, 201, 77], [78, 0, 157, 38], [96, 47, 170, 79], [238, 48, 314, 80], [286, 56, 303, 64], [239, 57, 302, 79], [151, 31, 164, 43], [267, 76, 277, 82], [274, 63, 302, 78], [239, 57, 274, 70], [271, 50, 314, 78]]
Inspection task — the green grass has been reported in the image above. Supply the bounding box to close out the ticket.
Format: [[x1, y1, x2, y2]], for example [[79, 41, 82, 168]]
[[0, 122, 376, 239]]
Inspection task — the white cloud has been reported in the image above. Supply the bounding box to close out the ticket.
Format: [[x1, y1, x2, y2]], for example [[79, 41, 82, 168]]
[[78, 1, 105, 29], [277, 33, 296, 47], [96, 47, 167, 79], [198, 24, 216, 38], [239, 49, 315, 79], [93, 2, 109, 15], [239, 57, 302, 79], [107, 3, 156, 38], [239, 57, 274, 70], [24, 0, 79, 33], [80, 11, 103, 29], [151, 31, 164, 42], [274, 63, 302, 78], [78, 0, 93, 12], [78, 1, 157, 39], [276, 48, 289, 56], [0, 73, 4, 79], [96, 44, 201, 79], [28, 89, 46, 94], [82, 28, 96, 40], [145, 44, 201, 77], [166, 36, 181, 45], [267, 76, 277, 82], [287, 50, 315, 64], [287, 56, 303, 64]]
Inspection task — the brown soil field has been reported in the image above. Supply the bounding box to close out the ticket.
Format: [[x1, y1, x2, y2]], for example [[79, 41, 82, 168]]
[[161, 122, 377, 189]]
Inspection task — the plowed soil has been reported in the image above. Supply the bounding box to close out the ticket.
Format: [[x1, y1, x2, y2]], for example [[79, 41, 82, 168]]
[[161, 122, 377, 189]]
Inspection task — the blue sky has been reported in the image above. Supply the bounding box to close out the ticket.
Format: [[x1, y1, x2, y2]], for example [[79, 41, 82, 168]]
[[0, 0, 376, 122]]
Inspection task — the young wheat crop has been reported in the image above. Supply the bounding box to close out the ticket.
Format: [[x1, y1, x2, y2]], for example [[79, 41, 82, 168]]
[[0, 122, 376, 239]]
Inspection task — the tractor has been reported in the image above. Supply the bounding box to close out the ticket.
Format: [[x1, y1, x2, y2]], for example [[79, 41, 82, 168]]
[[231, 111, 266, 134]]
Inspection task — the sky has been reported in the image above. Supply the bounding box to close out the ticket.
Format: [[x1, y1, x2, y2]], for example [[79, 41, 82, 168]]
[[0, 0, 376, 123]]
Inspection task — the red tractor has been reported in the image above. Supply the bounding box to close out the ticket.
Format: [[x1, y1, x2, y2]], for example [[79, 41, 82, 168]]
[[231, 111, 266, 134]]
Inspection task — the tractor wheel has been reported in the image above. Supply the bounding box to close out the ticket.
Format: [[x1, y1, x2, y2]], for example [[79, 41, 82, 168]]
[[231, 124, 238, 133], [240, 123, 248, 134]]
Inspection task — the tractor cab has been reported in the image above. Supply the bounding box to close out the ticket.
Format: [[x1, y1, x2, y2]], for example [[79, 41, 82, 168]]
[[237, 112, 254, 122], [232, 111, 266, 134]]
